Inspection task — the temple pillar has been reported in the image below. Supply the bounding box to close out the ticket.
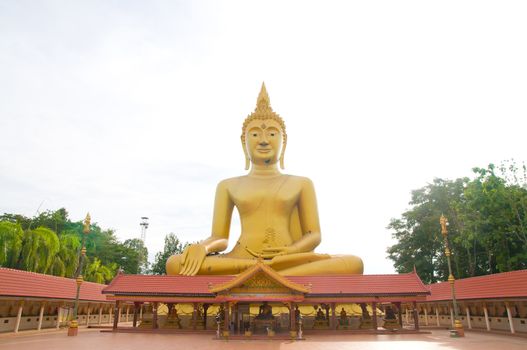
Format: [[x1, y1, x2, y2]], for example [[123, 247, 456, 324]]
[[192, 303, 197, 330], [372, 302, 378, 331], [203, 304, 209, 330], [465, 306, 472, 329], [37, 303, 45, 330], [289, 303, 296, 332], [98, 305, 102, 325], [125, 305, 129, 323], [133, 302, 139, 327], [86, 304, 91, 326], [449, 305, 454, 328], [413, 301, 419, 330], [223, 302, 230, 337], [396, 302, 403, 327], [505, 302, 515, 334], [435, 306, 440, 326], [483, 304, 491, 331], [152, 302, 158, 329], [14, 301, 23, 333], [56, 306, 61, 329], [424, 306, 428, 326], [140, 304, 143, 320], [112, 301, 119, 330], [331, 303, 336, 330]]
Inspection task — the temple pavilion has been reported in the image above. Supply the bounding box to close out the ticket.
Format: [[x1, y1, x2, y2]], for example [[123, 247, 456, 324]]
[[101, 260, 429, 336]]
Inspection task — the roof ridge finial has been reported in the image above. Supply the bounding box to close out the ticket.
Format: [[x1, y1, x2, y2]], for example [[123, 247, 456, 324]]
[[256, 82, 271, 112]]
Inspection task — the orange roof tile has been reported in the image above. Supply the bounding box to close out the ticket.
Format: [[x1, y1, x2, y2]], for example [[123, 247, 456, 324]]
[[0, 267, 109, 302], [103, 273, 231, 295], [426, 269, 527, 301], [289, 271, 429, 296], [103, 271, 429, 297]]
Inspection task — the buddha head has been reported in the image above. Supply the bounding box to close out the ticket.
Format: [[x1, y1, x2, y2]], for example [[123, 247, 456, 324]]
[[241, 83, 287, 170]]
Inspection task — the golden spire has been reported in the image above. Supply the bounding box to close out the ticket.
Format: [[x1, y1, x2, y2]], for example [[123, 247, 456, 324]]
[[256, 82, 272, 112]]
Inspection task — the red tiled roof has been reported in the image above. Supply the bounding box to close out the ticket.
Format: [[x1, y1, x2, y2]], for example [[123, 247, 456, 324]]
[[426, 269, 527, 302], [103, 271, 429, 297], [103, 274, 231, 295], [289, 272, 429, 296], [0, 267, 108, 302]]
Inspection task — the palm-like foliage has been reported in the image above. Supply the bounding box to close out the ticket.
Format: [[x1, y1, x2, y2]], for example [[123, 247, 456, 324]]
[[49, 232, 81, 277], [0, 221, 24, 267], [18, 227, 60, 273], [84, 257, 115, 284]]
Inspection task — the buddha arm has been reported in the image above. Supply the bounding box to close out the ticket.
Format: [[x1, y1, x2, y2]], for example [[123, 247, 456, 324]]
[[179, 180, 233, 275], [292, 177, 321, 252], [203, 179, 233, 253]]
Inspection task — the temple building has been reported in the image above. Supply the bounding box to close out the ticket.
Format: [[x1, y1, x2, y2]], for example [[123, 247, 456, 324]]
[[0, 267, 127, 333]]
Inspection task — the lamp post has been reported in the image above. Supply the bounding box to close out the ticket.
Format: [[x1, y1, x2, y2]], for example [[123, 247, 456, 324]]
[[68, 213, 91, 336], [439, 214, 464, 337]]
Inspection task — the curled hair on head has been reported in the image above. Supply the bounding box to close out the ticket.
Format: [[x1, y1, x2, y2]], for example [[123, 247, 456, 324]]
[[241, 83, 287, 169]]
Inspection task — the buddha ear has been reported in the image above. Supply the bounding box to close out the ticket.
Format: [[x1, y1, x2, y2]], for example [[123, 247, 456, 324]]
[[241, 136, 250, 170], [279, 135, 287, 169]]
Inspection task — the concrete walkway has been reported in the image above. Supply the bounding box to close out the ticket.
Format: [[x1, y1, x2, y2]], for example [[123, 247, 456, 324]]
[[0, 328, 526, 350]]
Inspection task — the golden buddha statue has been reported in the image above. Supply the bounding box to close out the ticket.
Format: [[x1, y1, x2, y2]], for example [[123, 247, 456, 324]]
[[166, 83, 363, 276]]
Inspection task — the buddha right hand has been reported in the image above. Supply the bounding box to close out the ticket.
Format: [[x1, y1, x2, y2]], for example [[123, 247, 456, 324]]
[[180, 244, 207, 276]]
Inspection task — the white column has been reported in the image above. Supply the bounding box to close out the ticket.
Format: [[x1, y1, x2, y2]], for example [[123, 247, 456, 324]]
[[405, 307, 409, 324], [14, 302, 23, 333], [37, 303, 45, 330], [139, 304, 143, 320], [126, 305, 129, 322], [98, 306, 103, 325], [424, 307, 428, 326], [118, 307, 122, 323], [109, 307, 112, 324], [449, 306, 454, 328], [465, 306, 472, 329], [483, 305, 491, 331], [56, 307, 62, 329], [435, 306, 440, 326], [86, 305, 91, 326], [506, 303, 515, 334]]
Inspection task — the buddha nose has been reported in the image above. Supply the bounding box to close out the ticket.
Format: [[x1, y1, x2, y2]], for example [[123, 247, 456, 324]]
[[259, 141, 269, 146]]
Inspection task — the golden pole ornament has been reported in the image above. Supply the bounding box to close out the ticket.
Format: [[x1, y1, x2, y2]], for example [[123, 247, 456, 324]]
[[83, 213, 91, 234]]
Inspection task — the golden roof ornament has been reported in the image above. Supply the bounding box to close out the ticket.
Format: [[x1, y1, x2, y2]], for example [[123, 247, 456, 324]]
[[83, 213, 91, 234]]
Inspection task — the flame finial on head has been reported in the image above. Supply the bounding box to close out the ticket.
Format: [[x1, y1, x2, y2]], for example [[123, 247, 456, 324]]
[[256, 82, 271, 112]]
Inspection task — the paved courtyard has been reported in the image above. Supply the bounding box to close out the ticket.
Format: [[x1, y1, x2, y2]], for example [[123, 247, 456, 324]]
[[0, 328, 526, 350]]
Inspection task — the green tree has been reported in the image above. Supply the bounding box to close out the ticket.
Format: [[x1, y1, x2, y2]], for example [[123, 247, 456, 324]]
[[0, 221, 24, 267], [151, 233, 188, 275], [387, 162, 527, 284], [84, 257, 115, 284]]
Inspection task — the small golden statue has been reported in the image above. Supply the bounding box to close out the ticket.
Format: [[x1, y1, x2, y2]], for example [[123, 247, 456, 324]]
[[166, 83, 363, 276]]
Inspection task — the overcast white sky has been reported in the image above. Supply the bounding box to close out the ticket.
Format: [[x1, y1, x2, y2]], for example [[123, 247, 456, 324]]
[[1, 1, 526, 274]]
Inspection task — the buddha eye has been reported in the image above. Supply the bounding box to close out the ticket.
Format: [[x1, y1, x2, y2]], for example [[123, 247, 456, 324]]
[[252, 133, 258, 137]]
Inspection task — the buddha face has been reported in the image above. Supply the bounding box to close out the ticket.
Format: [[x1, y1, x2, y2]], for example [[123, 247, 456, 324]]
[[245, 119, 283, 166]]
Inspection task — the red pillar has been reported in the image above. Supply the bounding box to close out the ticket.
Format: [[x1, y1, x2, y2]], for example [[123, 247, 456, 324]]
[[112, 301, 119, 330], [223, 302, 230, 336], [372, 302, 378, 331], [413, 301, 419, 330], [152, 302, 158, 329]]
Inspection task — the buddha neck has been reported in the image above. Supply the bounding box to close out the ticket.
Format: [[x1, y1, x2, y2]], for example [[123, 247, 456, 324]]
[[248, 162, 281, 177]]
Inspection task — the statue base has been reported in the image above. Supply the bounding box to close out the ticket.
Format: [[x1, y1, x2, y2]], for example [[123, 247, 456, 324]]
[[359, 318, 373, 329], [382, 319, 400, 331], [312, 319, 329, 329]]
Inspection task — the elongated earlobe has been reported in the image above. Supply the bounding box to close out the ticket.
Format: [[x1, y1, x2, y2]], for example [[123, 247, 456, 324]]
[[279, 136, 287, 169], [241, 137, 250, 170]]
